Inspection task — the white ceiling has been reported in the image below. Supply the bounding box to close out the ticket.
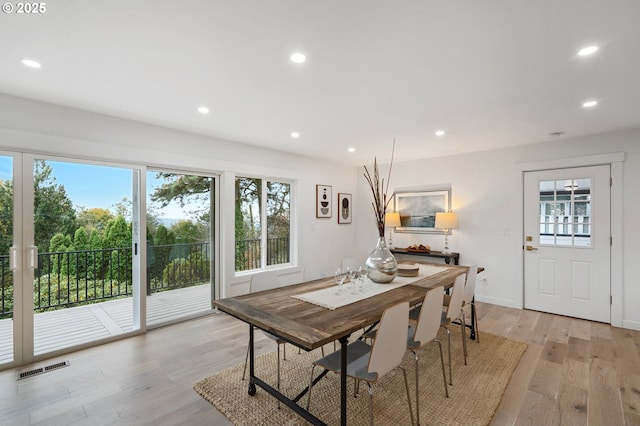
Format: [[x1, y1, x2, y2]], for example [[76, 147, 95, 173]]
[[1, 1, 639, 166]]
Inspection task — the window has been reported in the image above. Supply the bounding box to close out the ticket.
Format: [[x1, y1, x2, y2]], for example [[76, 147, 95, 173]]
[[538, 178, 592, 247], [235, 177, 291, 271]]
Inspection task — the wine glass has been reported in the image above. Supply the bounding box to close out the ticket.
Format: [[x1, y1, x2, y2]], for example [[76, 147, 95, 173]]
[[346, 267, 359, 295], [357, 266, 368, 292], [343, 267, 356, 294], [334, 268, 346, 295]]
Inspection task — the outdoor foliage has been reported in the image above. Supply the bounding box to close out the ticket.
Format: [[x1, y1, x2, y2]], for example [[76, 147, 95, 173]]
[[161, 251, 210, 287]]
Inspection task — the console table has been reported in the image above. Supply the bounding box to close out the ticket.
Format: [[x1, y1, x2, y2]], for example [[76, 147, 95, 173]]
[[391, 248, 460, 265]]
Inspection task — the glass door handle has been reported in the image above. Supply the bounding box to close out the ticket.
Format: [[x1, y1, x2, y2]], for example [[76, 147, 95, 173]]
[[525, 245, 538, 251], [28, 246, 38, 270], [10, 246, 20, 271]]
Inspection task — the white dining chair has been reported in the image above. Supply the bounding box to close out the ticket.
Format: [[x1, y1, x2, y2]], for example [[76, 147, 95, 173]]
[[410, 272, 466, 385], [443, 265, 479, 345], [461, 265, 479, 344], [306, 302, 415, 426], [408, 288, 449, 424]]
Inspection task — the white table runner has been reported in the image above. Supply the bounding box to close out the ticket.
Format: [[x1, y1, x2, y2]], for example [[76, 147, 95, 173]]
[[292, 264, 448, 310]]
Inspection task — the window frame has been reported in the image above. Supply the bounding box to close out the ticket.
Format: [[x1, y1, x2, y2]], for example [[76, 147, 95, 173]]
[[234, 175, 294, 273]]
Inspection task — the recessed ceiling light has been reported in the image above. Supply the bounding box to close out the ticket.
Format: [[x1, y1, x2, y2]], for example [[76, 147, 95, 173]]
[[578, 45, 599, 56], [348, 147, 356, 153], [435, 130, 446, 137], [290, 131, 300, 138], [197, 106, 210, 114], [582, 100, 598, 108], [21, 59, 41, 69], [290, 53, 306, 64]]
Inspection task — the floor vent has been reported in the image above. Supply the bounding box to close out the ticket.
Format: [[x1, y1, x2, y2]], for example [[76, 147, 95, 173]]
[[17, 360, 70, 380]]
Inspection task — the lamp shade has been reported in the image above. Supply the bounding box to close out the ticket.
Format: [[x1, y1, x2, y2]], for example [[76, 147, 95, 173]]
[[385, 212, 401, 228], [435, 212, 458, 230]]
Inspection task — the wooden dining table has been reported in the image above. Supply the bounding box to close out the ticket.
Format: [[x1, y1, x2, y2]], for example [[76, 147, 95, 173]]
[[213, 263, 475, 426]]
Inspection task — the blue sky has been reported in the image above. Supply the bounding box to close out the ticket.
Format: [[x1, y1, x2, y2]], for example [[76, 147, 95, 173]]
[[0, 157, 192, 220]]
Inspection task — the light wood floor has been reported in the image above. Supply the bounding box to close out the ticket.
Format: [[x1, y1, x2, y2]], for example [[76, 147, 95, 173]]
[[0, 302, 639, 425]]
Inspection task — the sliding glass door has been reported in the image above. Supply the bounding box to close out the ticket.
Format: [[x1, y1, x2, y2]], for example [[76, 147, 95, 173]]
[[0, 152, 20, 367], [28, 156, 142, 357], [1, 153, 142, 367], [0, 153, 219, 369], [145, 170, 217, 326]]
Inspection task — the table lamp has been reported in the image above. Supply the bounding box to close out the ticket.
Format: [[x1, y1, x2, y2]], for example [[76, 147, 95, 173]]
[[385, 212, 401, 248], [435, 212, 458, 254]]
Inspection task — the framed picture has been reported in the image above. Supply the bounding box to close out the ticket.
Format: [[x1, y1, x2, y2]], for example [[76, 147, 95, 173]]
[[393, 189, 450, 233], [316, 185, 332, 218], [337, 193, 352, 224]]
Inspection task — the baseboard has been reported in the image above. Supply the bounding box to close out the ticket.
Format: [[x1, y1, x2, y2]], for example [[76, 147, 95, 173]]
[[475, 295, 521, 309], [622, 319, 640, 331]]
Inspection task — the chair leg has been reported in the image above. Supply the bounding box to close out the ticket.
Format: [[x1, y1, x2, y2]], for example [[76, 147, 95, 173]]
[[444, 326, 452, 385], [460, 311, 468, 365], [399, 366, 415, 426], [366, 383, 374, 426], [282, 343, 286, 361], [473, 303, 480, 344], [435, 340, 449, 398], [306, 364, 317, 410], [411, 349, 421, 424]]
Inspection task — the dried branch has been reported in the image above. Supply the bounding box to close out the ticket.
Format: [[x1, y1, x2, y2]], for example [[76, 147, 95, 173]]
[[363, 140, 396, 237]]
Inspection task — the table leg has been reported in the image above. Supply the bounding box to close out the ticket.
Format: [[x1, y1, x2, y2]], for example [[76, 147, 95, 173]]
[[470, 298, 476, 340], [339, 335, 348, 426], [248, 325, 256, 395]]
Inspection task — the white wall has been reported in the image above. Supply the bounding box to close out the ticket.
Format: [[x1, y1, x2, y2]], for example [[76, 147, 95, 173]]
[[2, 93, 638, 330], [0, 93, 359, 297], [355, 129, 640, 330]]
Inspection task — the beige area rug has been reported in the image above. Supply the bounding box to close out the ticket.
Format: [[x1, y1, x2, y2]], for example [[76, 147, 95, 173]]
[[194, 329, 527, 425]]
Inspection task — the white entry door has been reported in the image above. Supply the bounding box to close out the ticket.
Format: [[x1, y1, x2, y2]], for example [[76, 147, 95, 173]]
[[524, 165, 610, 323]]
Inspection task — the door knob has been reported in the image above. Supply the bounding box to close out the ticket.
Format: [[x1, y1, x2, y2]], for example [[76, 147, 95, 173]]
[[525, 245, 538, 251]]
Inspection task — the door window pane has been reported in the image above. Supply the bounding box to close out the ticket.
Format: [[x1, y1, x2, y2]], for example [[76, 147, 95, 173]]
[[538, 178, 592, 247], [0, 155, 14, 365], [33, 160, 135, 356]]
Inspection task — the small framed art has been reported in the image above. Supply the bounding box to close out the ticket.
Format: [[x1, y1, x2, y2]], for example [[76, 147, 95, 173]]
[[337, 193, 352, 224], [316, 185, 332, 218]]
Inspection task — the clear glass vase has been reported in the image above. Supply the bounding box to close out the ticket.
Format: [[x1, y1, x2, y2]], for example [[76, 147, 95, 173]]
[[366, 236, 398, 283]]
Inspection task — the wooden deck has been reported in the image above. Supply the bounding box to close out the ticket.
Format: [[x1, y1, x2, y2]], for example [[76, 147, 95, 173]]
[[0, 284, 212, 364]]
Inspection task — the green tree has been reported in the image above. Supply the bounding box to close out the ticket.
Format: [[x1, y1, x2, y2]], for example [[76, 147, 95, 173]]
[[112, 197, 131, 219], [162, 251, 210, 287], [0, 161, 76, 255], [150, 173, 214, 224], [171, 220, 206, 243], [76, 208, 114, 234], [34, 160, 77, 253], [0, 179, 13, 254], [49, 232, 71, 275], [89, 228, 104, 279], [72, 227, 90, 278], [267, 181, 290, 238], [103, 216, 132, 284], [150, 225, 175, 281], [234, 177, 262, 270]]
